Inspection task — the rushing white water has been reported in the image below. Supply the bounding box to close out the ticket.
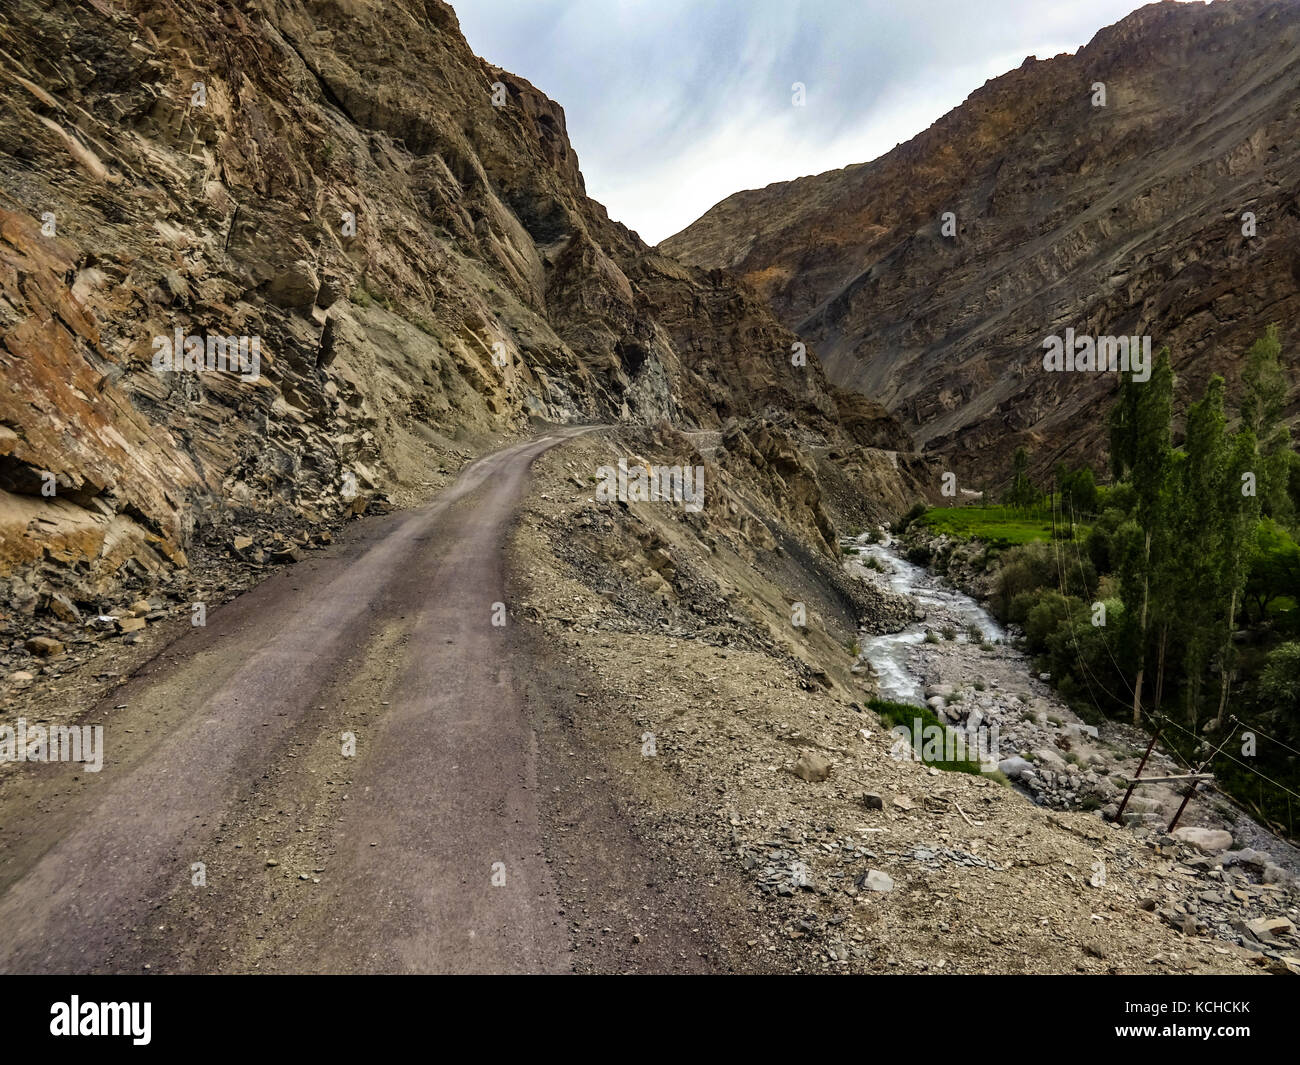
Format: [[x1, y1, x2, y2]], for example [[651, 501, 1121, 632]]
[[846, 534, 1005, 705]]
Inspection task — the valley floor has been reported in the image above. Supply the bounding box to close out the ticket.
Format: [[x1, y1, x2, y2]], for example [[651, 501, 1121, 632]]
[[0, 429, 1294, 973]]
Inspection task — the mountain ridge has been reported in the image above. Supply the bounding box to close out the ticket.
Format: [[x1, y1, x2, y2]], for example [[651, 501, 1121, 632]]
[[662, 0, 1300, 484], [0, 0, 920, 615]]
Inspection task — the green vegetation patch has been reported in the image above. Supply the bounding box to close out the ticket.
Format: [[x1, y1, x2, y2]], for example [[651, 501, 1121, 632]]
[[917, 506, 1071, 547], [867, 698, 1001, 779]]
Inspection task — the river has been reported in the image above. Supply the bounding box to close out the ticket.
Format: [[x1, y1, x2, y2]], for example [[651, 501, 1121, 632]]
[[845, 533, 1004, 705]]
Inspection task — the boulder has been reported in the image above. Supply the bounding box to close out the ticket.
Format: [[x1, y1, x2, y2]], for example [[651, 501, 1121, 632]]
[[1246, 917, 1295, 940], [1033, 748, 1067, 773], [47, 593, 81, 623], [998, 756, 1034, 780], [267, 259, 320, 310], [1171, 826, 1233, 854], [792, 750, 831, 782], [1219, 848, 1271, 870]]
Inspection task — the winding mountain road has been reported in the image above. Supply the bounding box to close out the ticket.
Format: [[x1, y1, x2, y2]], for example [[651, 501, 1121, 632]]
[[0, 429, 591, 973]]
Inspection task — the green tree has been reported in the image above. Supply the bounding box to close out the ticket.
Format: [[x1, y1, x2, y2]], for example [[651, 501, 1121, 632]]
[[1245, 519, 1300, 622], [1056, 463, 1099, 518], [1241, 325, 1293, 524], [1005, 446, 1041, 509], [1108, 347, 1174, 725], [1211, 423, 1262, 728], [1175, 378, 1229, 727]]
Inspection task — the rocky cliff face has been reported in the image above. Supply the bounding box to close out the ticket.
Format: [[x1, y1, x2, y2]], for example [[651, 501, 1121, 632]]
[[663, 0, 1300, 484], [0, 0, 916, 622]]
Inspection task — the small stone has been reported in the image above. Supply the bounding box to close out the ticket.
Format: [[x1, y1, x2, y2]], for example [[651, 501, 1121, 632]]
[[862, 870, 894, 892], [24, 636, 64, 656], [47, 593, 81, 623]]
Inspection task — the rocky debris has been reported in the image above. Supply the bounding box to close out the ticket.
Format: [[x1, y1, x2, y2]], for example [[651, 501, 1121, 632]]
[[506, 441, 1293, 974], [23, 636, 63, 656], [898, 844, 1003, 872]]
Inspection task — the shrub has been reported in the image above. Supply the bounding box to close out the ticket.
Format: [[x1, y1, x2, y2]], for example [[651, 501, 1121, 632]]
[[867, 699, 987, 776], [896, 502, 928, 533]]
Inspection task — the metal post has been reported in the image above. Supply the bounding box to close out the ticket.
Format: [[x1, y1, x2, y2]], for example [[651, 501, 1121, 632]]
[[1116, 726, 1160, 822], [1168, 781, 1197, 834], [1169, 719, 1239, 833]]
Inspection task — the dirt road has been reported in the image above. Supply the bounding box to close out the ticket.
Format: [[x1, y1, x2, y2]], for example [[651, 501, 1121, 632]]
[[0, 429, 595, 973]]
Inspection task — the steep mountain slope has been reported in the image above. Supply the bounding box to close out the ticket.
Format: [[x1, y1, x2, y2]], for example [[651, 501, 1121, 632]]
[[663, 0, 1300, 483], [0, 0, 916, 620]]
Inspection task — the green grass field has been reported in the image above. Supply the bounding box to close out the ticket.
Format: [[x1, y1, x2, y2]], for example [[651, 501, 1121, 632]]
[[917, 506, 1067, 546]]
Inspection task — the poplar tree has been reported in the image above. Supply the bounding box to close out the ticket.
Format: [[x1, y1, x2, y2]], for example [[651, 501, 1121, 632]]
[[1177, 377, 1228, 727], [1212, 424, 1262, 729], [1240, 325, 1291, 523], [1108, 347, 1174, 725]]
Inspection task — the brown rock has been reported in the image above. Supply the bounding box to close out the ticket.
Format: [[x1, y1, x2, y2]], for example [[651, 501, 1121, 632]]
[[25, 636, 64, 656], [791, 750, 831, 782], [47, 593, 81, 622], [267, 260, 320, 310]]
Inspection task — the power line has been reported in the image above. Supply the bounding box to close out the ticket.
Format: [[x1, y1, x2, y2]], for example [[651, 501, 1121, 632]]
[[1159, 712, 1300, 803], [1226, 712, 1300, 760]]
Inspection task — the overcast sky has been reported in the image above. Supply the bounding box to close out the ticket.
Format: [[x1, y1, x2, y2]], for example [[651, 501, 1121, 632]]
[[455, 0, 1148, 245]]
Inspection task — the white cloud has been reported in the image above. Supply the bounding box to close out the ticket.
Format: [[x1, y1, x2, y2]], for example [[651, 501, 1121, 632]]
[[455, 0, 1151, 244]]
